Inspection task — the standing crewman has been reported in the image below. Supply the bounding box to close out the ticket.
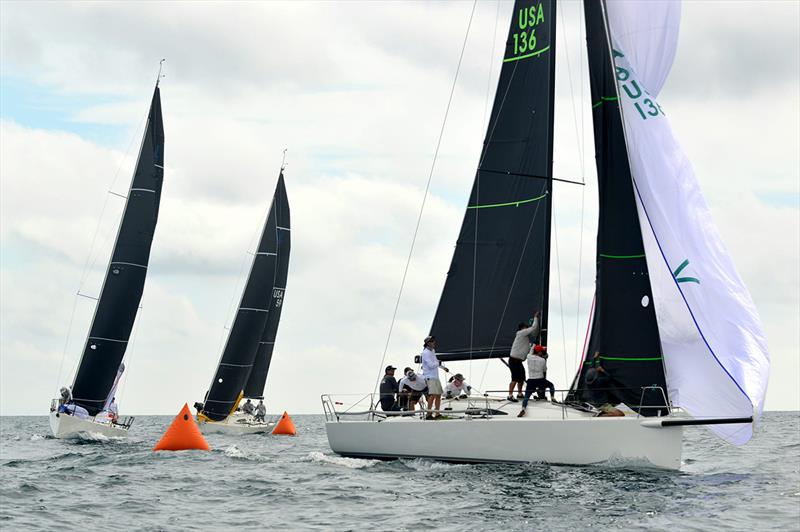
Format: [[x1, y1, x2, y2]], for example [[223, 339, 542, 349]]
[[421, 335, 448, 419], [379, 365, 400, 411], [254, 399, 267, 422], [508, 311, 541, 402]]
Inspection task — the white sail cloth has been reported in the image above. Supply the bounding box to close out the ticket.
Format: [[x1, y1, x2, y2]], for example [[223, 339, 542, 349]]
[[605, 0, 769, 444]]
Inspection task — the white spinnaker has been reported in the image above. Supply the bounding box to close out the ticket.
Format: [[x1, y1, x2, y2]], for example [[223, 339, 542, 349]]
[[605, 0, 769, 444]]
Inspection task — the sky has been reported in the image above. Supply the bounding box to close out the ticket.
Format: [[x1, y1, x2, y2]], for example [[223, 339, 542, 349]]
[[1, 0, 798, 417]]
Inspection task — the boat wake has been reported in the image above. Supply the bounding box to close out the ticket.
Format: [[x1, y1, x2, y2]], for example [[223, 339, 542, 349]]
[[305, 451, 378, 469], [399, 458, 468, 471]]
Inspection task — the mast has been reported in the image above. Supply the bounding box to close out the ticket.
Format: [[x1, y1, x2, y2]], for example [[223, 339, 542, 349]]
[[431, 0, 557, 362], [243, 171, 290, 399], [70, 84, 165, 416], [567, 0, 667, 415], [199, 171, 283, 422]]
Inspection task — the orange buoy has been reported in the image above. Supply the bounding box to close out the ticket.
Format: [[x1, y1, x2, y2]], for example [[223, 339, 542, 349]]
[[271, 411, 297, 436], [153, 403, 210, 451]]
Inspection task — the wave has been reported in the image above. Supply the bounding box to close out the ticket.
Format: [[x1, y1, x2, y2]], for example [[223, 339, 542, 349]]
[[305, 451, 379, 469]]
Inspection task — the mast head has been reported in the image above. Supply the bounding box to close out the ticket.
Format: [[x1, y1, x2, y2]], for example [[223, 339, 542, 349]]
[[156, 59, 166, 87]]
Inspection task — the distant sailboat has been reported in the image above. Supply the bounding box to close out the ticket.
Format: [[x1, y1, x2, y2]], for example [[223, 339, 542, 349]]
[[50, 80, 165, 439], [195, 169, 290, 434], [323, 0, 769, 469]]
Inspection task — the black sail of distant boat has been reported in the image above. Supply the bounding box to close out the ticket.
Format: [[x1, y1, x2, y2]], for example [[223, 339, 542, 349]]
[[567, 0, 668, 414], [200, 171, 285, 422], [243, 174, 290, 399], [431, 0, 556, 362], [70, 86, 165, 416]]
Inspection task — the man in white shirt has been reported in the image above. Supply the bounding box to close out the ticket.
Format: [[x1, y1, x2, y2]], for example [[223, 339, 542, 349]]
[[445, 374, 471, 399], [398, 367, 428, 411], [421, 335, 449, 419], [108, 397, 119, 423], [508, 311, 541, 402], [518, 345, 556, 417]]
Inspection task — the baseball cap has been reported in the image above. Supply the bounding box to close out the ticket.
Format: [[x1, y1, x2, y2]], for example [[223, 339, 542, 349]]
[[385, 365, 397, 372]]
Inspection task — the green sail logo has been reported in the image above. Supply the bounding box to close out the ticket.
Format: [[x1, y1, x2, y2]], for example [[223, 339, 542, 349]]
[[673, 259, 700, 284], [505, 2, 550, 63], [612, 48, 665, 121]]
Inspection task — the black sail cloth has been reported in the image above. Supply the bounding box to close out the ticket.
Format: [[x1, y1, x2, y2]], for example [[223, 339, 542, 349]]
[[70, 87, 164, 416], [200, 172, 286, 421], [431, 0, 556, 362], [243, 174, 290, 399], [567, 0, 668, 415]]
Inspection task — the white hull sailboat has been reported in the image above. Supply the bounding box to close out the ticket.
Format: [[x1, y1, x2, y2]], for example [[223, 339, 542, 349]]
[[197, 412, 275, 435], [324, 0, 769, 469], [194, 167, 291, 433], [51, 76, 165, 439], [49, 409, 132, 440], [325, 398, 683, 469]]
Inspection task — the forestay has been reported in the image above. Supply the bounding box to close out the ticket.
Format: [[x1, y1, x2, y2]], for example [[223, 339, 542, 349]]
[[605, 0, 769, 444], [431, 0, 557, 362], [70, 87, 165, 416]]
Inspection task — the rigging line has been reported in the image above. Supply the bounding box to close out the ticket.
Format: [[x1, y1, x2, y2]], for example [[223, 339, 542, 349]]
[[373, 0, 478, 395], [552, 202, 569, 383], [477, 168, 585, 185], [565, 2, 586, 366], [559, 0, 586, 168], [463, 10, 526, 381], [472, 0, 501, 383], [55, 100, 150, 392], [477, 180, 548, 391]]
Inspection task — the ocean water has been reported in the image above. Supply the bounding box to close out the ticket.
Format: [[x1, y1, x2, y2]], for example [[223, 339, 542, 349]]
[[1, 412, 798, 531]]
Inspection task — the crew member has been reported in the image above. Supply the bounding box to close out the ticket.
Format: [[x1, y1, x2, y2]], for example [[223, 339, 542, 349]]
[[444, 374, 472, 399], [508, 311, 541, 402], [421, 336, 448, 419], [242, 398, 255, 415], [398, 368, 428, 411], [379, 365, 400, 411], [254, 399, 267, 422], [518, 344, 556, 417]]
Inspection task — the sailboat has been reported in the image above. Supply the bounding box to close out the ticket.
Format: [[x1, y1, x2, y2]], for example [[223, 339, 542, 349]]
[[195, 169, 290, 434], [50, 80, 165, 439], [323, 0, 769, 469]]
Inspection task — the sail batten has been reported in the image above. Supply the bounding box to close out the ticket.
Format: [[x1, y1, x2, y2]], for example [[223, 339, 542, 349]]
[[429, 0, 557, 361], [70, 86, 164, 416]]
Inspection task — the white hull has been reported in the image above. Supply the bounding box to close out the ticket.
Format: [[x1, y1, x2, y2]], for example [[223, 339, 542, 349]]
[[198, 413, 274, 435], [325, 401, 683, 469], [49, 411, 130, 440]]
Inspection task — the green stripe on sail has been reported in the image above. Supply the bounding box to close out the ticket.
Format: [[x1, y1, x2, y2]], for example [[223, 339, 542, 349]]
[[467, 193, 547, 210], [503, 45, 551, 63], [599, 253, 645, 259], [592, 96, 619, 109]]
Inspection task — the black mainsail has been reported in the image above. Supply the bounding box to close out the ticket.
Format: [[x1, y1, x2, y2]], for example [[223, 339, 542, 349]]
[[431, 0, 557, 362], [243, 174, 290, 399], [200, 171, 287, 422], [70, 86, 165, 416], [567, 0, 668, 414]]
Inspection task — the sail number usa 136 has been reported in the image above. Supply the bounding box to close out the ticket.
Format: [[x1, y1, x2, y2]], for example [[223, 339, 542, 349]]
[[505, 2, 549, 63]]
